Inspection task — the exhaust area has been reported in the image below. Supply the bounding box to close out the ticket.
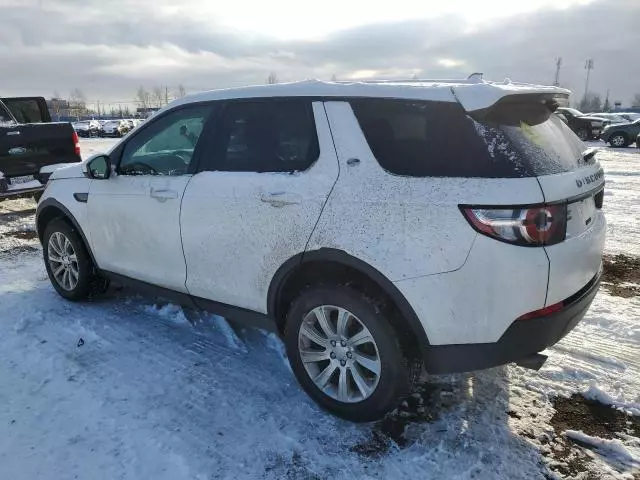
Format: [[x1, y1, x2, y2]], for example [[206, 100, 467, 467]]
[[515, 353, 548, 371]]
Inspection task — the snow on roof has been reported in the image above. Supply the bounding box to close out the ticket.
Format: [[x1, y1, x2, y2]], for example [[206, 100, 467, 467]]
[[171, 79, 570, 112]]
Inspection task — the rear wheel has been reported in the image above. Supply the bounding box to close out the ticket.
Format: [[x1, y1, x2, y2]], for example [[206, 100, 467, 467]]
[[609, 133, 628, 148], [284, 285, 419, 422]]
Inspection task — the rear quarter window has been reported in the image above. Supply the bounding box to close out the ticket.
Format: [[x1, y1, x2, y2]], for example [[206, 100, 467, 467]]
[[350, 99, 583, 178]]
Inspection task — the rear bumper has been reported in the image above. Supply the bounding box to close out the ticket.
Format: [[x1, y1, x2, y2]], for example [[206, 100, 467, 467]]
[[422, 269, 602, 374], [0, 176, 46, 199]]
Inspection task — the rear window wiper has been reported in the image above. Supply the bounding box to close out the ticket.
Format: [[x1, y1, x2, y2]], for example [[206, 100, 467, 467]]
[[582, 148, 597, 164]]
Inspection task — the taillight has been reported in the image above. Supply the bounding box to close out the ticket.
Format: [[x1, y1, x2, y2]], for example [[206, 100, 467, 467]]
[[461, 204, 567, 246], [72, 131, 81, 157]]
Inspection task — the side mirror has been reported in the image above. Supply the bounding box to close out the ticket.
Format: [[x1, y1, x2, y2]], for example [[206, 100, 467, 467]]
[[87, 155, 111, 179]]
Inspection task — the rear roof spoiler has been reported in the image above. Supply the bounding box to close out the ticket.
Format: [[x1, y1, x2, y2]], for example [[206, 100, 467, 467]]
[[451, 82, 570, 113]]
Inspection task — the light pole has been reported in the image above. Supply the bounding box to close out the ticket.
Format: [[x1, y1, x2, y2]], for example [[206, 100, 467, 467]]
[[554, 57, 562, 87], [582, 59, 594, 107]]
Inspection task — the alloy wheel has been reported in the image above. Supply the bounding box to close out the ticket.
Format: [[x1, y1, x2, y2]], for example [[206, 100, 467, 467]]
[[611, 135, 626, 147], [298, 305, 381, 403], [47, 232, 79, 291]]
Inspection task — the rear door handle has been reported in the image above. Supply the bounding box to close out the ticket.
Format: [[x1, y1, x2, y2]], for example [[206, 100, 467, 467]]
[[150, 187, 179, 200], [259, 191, 301, 207], [6, 131, 20, 136]]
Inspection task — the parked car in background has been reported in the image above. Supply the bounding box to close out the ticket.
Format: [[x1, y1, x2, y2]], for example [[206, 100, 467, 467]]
[[618, 112, 640, 122], [101, 119, 130, 137], [73, 120, 101, 137], [586, 113, 628, 126], [555, 108, 604, 140], [36, 79, 605, 421], [600, 118, 640, 147], [1, 96, 81, 200]]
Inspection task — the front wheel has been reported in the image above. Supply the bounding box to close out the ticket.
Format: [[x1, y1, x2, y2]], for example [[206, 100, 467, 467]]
[[43, 219, 96, 300], [284, 285, 419, 422]]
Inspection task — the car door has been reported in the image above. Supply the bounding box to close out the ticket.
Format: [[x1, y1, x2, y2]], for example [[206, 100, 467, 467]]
[[181, 99, 339, 312], [87, 103, 215, 291]]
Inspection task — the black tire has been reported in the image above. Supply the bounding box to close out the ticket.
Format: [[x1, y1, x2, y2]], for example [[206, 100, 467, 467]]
[[43, 218, 98, 301], [576, 128, 589, 141], [608, 132, 628, 148], [284, 285, 420, 422]]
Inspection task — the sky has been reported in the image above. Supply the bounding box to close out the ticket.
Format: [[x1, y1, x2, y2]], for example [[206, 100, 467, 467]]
[[0, 0, 638, 108]]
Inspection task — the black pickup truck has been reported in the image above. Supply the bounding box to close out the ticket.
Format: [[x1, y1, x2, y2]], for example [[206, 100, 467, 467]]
[[1, 97, 81, 200]]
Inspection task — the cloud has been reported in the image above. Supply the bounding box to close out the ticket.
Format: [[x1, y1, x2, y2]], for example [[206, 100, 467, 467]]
[[0, 0, 638, 107]]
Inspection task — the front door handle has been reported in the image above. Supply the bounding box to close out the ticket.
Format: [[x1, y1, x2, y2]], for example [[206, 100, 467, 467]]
[[150, 187, 179, 199], [259, 191, 301, 207]]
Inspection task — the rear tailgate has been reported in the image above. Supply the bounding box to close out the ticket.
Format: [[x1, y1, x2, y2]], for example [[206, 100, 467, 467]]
[[467, 92, 606, 306], [0, 122, 81, 178], [538, 162, 605, 305]]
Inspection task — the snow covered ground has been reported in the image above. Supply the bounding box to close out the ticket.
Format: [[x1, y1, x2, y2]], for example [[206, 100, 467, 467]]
[[0, 139, 638, 479]]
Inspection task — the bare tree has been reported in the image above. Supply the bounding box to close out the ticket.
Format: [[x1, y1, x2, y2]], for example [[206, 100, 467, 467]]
[[151, 86, 165, 108], [267, 72, 278, 84], [579, 92, 602, 112], [49, 91, 64, 120], [175, 84, 187, 99], [69, 88, 86, 119], [633, 93, 640, 107], [135, 86, 152, 113]]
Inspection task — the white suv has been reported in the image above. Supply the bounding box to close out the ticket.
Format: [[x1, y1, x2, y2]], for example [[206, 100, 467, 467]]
[[36, 79, 606, 421]]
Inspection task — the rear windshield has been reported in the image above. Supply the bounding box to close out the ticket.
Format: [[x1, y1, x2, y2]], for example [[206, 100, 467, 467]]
[[350, 98, 584, 178]]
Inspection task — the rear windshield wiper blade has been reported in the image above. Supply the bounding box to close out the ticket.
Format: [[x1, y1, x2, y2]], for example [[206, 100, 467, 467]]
[[582, 148, 597, 163]]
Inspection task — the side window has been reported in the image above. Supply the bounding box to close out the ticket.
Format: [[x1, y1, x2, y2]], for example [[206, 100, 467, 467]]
[[351, 99, 501, 177], [213, 100, 319, 172], [351, 99, 540, 178], [119, 105, 213, 176]]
